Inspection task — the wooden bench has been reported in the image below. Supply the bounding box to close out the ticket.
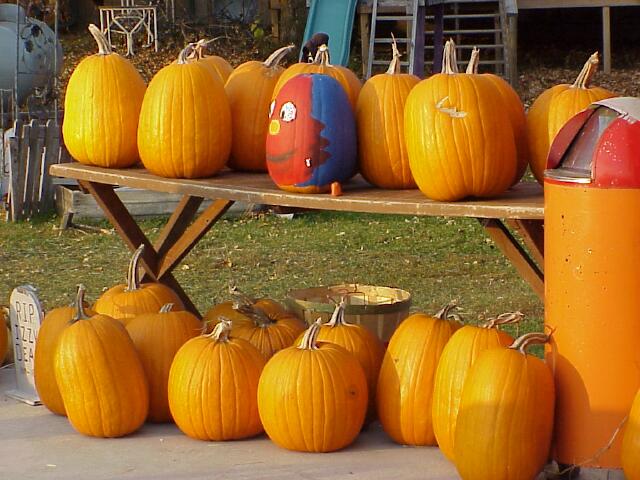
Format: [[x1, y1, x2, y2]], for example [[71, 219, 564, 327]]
[[49, 163, 544, 317]]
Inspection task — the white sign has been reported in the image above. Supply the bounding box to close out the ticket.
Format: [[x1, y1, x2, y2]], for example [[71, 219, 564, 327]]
[[7, 285, 43, 405]]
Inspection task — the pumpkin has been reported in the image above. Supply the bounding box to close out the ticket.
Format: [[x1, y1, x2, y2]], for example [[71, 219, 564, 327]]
[[527, 52, 616, 183], [137, 44, 232, 179], [203, 287, 290, 330], [224, 303, 305, 359], [126, 303, 201, 422], [296, 300, 384, 419], [168, 319, 265, 440], [94, 245, 184, 325], [466, 48, 528, 185], [54, 291, 149, 437], [404, 39, 517, 201], [225, 45, 294, 172], [622, 388, 640, 479], [0, 306, 8, 365], [377, 304, 462, 445], [258, 319, 368, 452], [432, 312, 521, 461], [34, 285, 95, 416], [272, 44, 362, 109], [266, 73, 357, 193], [63, 24, 146, 168], [356, 40, 419, 189], [454, 333, 554, 480], [190, 39, 234, 84]]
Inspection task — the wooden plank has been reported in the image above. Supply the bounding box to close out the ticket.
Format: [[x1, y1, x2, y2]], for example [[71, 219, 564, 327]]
[[518, 0, 639, 8], [413, 5, 425, 77], [10, 121, 30, 221], [157, 199, 234, 278], [432, 3, 444, 73], [23, 121, 45, 218], [50, 164, 545, 220], [506, 14, 518, 88], [602, 6, 611, 74], [360, 11, 370, 76], [480, 218, 544, 300], [78, 180, 201, 316], [154, 195, 205, 259], [40, 120, 61, 212], [506, 218, 544, 271], [7, 122, 21, 221]]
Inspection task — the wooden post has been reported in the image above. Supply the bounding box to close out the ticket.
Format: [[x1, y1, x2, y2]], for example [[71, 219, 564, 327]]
[[602, 6, 611, 74], [360, 11, 370, 77], [413, 5, 425, 78], [432, 3, 444, 73], [506, 14, 518, 88]]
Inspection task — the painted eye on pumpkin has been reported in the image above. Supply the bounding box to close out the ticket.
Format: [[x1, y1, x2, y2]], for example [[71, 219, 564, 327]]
[[280, 102, 297, 122], [269, 100, 276, 118]]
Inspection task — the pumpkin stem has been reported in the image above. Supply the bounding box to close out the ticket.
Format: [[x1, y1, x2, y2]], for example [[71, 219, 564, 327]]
[[88, 24, 112, 56], [326, 298, 352, 327], [211, 317, 232, 342], [572, 52, 600, 89], [297, 319, 322, 350], [442, 39, 459, 75], [466, 47, 480, 74], [229, 285, 257, 306], [313, 44, 332, 67], [125, 244, 145, 292], [509, 332, 549, 355], [386, 34, 402, 75], [160, 303, 174, 313], [482, 311, 524, 329], [434, 302, 461, 321], [264, 45, 295, 68], [71, 284, 91, 323], [177, 44, 198, 65], [234, 304, 272, 327]]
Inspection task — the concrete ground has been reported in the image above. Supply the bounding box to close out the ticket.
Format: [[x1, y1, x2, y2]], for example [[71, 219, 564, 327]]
[[0, 366, 460, 480]]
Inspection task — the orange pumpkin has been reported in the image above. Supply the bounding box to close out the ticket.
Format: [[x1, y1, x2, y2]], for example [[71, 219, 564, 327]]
[[126, 303, 202, 422], [62, 24, 146, 168], [432, 312, 520, 461], [94, 245, 184, 325], [526, 52, 616, 183], [272, 44, 361, 109], [623, 388, 640, 479], [35, 285, 95, 416], [404, 40, 517, 201], [377, 304, 462, 445], [168, 319, 266, 440], [454, 333, 554, 480], [258, 320, 368, 452], [225, 45, 294, 172], [466, 48, 528, 185], [356, 41, 419, 189], [137, 44, 231, 178]]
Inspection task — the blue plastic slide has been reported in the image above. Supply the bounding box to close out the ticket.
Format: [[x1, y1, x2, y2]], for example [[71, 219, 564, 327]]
[[300, 0, 359, 66]]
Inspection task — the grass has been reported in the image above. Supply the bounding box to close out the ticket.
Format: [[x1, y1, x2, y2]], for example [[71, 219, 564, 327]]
[[0, 210, 543, 342]]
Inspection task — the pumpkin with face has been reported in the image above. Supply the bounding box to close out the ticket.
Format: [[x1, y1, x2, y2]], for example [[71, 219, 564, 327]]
[[266, 74, 357, 193]]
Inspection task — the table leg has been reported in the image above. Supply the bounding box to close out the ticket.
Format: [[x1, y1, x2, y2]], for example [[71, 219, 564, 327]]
[[506, 219, 544, 271], [478, 218, 544, 300], [78, 181, 233, 317]]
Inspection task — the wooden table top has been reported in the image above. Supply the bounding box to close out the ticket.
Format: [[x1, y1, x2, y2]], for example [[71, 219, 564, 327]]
[[50, 163, 544, 220]]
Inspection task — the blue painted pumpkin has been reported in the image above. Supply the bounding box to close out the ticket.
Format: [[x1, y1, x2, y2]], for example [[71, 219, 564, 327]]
[[266, 74, 357, 193]]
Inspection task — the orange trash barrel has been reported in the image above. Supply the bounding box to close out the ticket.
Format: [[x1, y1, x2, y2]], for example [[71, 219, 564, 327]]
[[545, 97, 640, 469]]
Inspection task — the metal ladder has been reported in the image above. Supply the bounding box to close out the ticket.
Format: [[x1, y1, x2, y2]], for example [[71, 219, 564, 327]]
[[366, 0, 421, 79], [426, 0, 513, 81]]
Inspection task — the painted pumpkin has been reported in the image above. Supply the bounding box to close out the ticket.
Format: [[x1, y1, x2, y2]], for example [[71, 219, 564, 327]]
[[168, 320, 265, 440], [466, 48, 528, 185], [432, 312, 520, 461], [377, 304, 462, 445], [225, 45, 294, 172], [272, 44, 361, 109], [63, 24, 146, 168], [34, 285, 95, 416], [527, 52, 616, 183], [454, 333, 554, 480], [356, 41, 419, 189], [94, 245, 184, 325], [266, 73, 357, 193], [404, 39, 517, 201], [258, 320, 368, 452], [54, 295, 149, 437], [622, 388, 640, 480], [126, 303, 202, 422], [137, 45, 231, 178]]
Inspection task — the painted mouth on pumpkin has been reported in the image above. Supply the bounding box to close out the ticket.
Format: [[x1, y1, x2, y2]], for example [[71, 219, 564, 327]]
[[267, 150, 296, 163]]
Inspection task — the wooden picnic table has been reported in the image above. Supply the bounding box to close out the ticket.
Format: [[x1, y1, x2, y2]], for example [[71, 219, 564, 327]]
[[49, 163, 544, 316]]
